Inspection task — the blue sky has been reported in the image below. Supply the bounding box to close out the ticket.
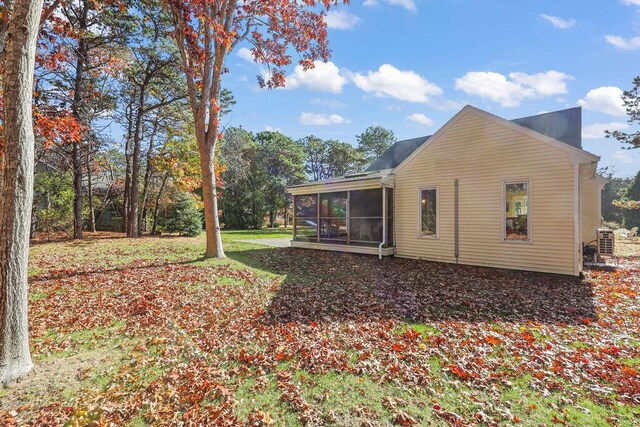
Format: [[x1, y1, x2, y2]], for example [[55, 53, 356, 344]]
[[223, 0, 640, 177]]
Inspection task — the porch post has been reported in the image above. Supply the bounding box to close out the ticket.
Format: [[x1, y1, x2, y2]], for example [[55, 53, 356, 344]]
[[292, 195, 297, 241], [379, 186, 387, 259], [317, 192, 320, 243], [346, 191, 351, 245]]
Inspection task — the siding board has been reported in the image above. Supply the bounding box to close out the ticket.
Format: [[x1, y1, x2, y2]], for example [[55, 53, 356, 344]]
[[394, 110, 578, 275]]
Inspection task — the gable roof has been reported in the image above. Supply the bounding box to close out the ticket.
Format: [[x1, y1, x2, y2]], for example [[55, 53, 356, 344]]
[[369, 106, 595, 174], [511, 107, 582, 149], [365, 136, 431, 171], [393, 105, 599, 174]]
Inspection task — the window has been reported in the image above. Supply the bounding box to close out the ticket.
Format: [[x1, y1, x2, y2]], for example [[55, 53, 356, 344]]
[[504, 181, 530, 242], [419, 188, 437, 237]]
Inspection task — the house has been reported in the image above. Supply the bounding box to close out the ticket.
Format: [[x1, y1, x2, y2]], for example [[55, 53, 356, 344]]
[[287, 105, 608, 276]]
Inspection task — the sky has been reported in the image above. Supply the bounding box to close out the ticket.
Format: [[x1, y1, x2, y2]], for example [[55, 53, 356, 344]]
[[221, 0, 640, 178]]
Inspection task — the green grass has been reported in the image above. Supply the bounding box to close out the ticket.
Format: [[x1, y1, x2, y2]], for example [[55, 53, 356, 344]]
[[14, 229, 640, 426]]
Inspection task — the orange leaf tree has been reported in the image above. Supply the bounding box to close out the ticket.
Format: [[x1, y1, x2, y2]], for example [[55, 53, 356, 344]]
[[164, 0, 346, 258]]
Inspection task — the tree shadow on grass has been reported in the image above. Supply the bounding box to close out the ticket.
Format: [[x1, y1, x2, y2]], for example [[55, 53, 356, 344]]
[[226, 246, 598, 325]]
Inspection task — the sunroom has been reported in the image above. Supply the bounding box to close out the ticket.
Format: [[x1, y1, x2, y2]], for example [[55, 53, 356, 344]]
[[287, 170, 395, 257]]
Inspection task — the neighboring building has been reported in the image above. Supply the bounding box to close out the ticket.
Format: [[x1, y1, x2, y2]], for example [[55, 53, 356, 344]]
[[287, 105, 607, 276]]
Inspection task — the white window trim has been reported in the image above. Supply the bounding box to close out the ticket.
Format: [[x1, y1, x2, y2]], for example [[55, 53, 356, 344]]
[[418, 186, 439, 239], [502, 179, 532, 244]]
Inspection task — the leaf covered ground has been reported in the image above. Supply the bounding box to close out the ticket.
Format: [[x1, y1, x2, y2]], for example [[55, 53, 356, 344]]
[[1, 231, 639, 426]]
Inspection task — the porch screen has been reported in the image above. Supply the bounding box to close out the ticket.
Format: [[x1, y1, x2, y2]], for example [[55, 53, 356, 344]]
[[294, 194, 318, 241], [320, 192, 348, 241], [349, 189, 383, 243]]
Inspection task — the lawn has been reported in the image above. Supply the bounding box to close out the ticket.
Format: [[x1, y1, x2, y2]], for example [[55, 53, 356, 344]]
[[1, 230, 639, 426]]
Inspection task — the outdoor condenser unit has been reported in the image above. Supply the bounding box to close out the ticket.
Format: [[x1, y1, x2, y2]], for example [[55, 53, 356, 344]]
[[597, 228, 615, 256]]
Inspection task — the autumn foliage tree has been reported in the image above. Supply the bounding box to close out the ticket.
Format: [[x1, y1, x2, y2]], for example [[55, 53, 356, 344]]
[[164, 0, 346, 258]]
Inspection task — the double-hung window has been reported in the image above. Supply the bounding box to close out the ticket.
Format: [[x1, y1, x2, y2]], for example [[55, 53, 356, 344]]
[[419, 187, 438, 238], [503, 180, 530, 242]]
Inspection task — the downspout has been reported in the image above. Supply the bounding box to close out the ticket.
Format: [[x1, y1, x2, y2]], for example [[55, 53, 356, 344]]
[[454, 178, 459, 263], [379, 186, 387, 259]]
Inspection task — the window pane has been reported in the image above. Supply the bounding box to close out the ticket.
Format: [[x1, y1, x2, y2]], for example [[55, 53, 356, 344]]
[[294, 218, 318, 241], [320, 218, 347, 241], [350, 189, 382, 218], [505, 182, 529, 241], [295, 194, 318, 218], [320, 192, 347, 218], [349, 218, 383, 242], [420, 189, 437, 236]]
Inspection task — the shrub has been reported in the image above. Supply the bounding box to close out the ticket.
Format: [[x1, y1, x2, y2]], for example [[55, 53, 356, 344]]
[[163, 192, 203, 236], [33, 171, 74, 235]]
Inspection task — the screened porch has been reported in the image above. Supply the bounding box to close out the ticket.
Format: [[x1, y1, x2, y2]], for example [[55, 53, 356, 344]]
[[291, 187, 394, 257]]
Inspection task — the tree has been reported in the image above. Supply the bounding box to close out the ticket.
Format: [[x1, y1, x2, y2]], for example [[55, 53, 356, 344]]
[[325, 139, 365, 177], [301, 135, 327, 181], [219, 127, 264, 229], [607, 76, 640, 149], [164, 0, 345, 258], [37, 0, 130, 239], [301, 135, 365, 181], [615, 170, 640, 228], [255, 131, 306, 228], [606, 77, 640, 220], [162, 191, 202, 236], [598, 166, 632, 225], [33, 170, 75, 238], [0, 0, 45, 386], [356, 125, 395, 164], [120, 0, 185, 237]]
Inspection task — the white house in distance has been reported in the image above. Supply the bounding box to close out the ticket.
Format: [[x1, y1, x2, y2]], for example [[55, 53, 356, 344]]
[[287, 105, 608, 276]]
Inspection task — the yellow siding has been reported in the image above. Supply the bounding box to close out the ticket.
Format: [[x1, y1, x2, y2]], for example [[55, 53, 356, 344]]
[[394, 110, 578, 275], [580, 165, 600, 245]]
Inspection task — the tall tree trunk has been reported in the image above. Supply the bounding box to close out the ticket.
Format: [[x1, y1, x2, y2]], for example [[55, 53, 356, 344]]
[[71, 142, 83, 238], [122, 90, 136, 233], [138, 120, 159, 235], [0, 0, 44, 386], [70, 5, 88, 240], [127, 92, 145, 238], [198, 134, 225, 258], [151, 171, 168, 236], [86, 148, 95, 232]]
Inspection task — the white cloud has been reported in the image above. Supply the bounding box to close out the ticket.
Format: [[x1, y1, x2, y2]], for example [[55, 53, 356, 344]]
[[286, 61, 347, 94], [325, 9, 360, 30], [310, 98, 347, 108], [605, 35, 640, 50], [577, 86, 626, 116], [582, 122, 629, 139], [613, 150, 635, 164], [455, 70, 571, 107], [353, 64, 442, 103], [237, 47, 254, 62], [265, 125, 282, 132], [540, 14, 576, 29], [622, 0, 640, 6], [363, 0, 416, 12], [407, 113, 434, 126], [299, 112, 350, 126]]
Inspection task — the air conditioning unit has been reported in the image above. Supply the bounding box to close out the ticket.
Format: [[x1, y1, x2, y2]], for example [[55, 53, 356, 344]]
[[597, 228, 614, 256]]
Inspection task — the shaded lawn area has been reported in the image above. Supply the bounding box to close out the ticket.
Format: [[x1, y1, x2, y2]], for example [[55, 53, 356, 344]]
[[1, 230, 639, 426]]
